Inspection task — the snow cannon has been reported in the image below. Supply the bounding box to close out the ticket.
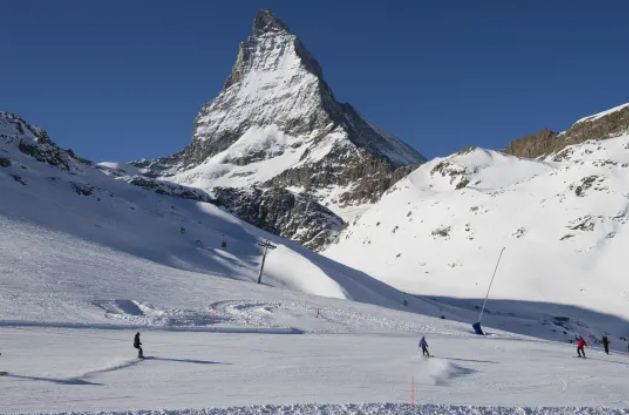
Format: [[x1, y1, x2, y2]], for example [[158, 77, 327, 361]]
[[473, 247, 506, 336], [472, 322, 485, 335]]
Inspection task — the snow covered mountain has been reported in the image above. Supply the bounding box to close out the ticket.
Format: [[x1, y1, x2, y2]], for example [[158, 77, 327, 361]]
[[324, 103, 629, 338], [129, 10, 424, 250]]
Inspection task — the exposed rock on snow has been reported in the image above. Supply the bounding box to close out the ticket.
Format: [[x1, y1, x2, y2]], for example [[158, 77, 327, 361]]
[[1, 111, 87, 172], [506, 103, 629, 158], [213, 186, 344, 249]]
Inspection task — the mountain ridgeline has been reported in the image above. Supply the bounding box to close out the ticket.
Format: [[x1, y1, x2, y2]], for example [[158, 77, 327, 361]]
[[505, 104, 629, 159], [131, 10, 425, 250]]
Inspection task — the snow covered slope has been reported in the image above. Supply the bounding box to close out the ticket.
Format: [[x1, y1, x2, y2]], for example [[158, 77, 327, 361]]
[[325, 122, 629, 340], [0, 110, 450, 329], [3, 328, 629, 413], [128, 10, 424, 249]]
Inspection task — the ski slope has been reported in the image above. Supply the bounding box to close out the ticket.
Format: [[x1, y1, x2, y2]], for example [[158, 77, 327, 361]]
[[2, 327, 628, 413]]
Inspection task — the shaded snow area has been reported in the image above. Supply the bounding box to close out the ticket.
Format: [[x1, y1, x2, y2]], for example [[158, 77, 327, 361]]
[[2, 329, 629, 413], [325, 136, 629, 346]]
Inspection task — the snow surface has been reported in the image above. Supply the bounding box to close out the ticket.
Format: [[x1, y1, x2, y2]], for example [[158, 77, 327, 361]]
[[2, 328, 629, 413], [14, 405, 629, 415]]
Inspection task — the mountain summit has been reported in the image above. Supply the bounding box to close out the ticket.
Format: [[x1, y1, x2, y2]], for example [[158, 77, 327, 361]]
[[252, 9, 292, 37], [132, 10, 425, 249], [175, 9, 423, 170]]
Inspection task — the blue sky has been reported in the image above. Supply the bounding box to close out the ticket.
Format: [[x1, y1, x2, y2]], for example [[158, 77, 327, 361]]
[[1, 0, 628, 161]]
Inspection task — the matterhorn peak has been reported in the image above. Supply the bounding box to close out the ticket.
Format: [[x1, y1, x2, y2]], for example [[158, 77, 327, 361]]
[[134, 10, 424, 249], [223, 9, 323, 90], [170, 9, 423, 171], [252, 9, 292, 37]]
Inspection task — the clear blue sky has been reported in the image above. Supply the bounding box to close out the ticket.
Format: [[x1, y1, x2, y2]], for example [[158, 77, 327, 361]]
[[2, 0, 628, 161]]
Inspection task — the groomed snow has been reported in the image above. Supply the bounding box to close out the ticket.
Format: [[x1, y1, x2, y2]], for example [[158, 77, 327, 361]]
[[17, 405, 629, 415], [2, 328, 629, 413]]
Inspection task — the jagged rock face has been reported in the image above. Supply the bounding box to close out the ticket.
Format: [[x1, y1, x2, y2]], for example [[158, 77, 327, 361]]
[[506, 104, 629, 158], [178, 10, 422, 171], [0, 111, 87, 172], [213, 186, 344, 250], [267, 147, 416, 205], [176, 11, 333, 167], [133, 10, 424, 249]]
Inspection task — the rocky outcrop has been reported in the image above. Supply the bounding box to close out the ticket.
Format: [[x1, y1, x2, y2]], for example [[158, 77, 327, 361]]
[[0, 111, 87, 171], [125, 176, 214, 203], [213, 186, 345, 250], [267, 147, 415, 205], [505, 104, 629, 159]]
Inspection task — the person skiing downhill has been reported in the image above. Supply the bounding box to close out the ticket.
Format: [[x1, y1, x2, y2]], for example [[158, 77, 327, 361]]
[[576, 336, 587, 358], [419, 336, 430, 358], [602, 335, 610, 354], [133, 332, 144, 359]]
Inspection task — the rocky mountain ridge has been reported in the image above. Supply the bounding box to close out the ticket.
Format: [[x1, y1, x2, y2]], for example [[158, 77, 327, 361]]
[[127, 10, 425, 250], [505, 103, 629, 158]]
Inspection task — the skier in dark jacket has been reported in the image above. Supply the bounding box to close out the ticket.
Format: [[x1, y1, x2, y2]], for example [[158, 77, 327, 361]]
[[133, 332, 144, 359], [602, 335, 610, 354], [576, 336, 587, 358], [419, 336, 430, 358]]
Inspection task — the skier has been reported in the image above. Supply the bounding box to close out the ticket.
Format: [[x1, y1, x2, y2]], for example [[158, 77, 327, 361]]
[[419, 336, 430, 358], [602, 335, 610, 355], [133, 332, 144, 359], [576, 336, 587, 358]]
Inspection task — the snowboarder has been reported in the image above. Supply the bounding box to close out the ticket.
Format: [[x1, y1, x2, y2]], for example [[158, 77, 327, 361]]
[[419, 336, 430, 358], [602, 335, 610, 354], [576, 336, 587, 358], [133, 332, 144, 359]]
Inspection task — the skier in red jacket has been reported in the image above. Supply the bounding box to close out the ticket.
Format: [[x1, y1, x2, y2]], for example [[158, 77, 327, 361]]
[[576, 336, 587, 358]]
